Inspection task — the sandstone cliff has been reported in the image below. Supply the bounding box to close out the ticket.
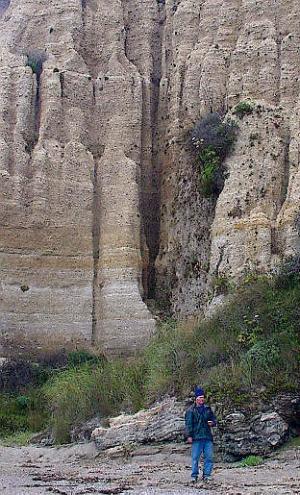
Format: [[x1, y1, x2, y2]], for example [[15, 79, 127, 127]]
[[0, 0, 299, 353]]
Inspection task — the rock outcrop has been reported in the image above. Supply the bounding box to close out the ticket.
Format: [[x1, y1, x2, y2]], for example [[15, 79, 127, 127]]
[[1, 0, 300, 352], [91, 395, 299, 459], [91, 398, 186, 450], [219, 411, 289, 459]]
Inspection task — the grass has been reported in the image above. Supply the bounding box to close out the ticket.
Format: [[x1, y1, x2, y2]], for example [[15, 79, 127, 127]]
[[43, 359, 146, 443], [237, 455, 264, 467], [0, 430, 33, 447], [0, 389, 48, 435], [140, 273, 300, 412]]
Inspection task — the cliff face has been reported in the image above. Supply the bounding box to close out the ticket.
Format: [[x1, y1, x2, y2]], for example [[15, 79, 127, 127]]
[[0, 0, 299, 354]]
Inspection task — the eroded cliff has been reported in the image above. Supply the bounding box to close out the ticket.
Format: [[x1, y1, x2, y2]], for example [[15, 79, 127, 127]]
[[0, 0, 299, 353]]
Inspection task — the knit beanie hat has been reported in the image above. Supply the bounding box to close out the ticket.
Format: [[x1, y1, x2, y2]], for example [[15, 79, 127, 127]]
[[194, 386, 205, 397]]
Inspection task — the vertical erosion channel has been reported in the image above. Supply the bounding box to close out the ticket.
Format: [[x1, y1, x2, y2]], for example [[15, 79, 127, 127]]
[[146, 0, 165, 299], [92, 157, 100, 342], [26, 50, 47, 150]]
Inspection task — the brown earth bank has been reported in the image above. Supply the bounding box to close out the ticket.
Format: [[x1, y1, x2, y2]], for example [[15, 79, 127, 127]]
[[0, 442, 299, 495]]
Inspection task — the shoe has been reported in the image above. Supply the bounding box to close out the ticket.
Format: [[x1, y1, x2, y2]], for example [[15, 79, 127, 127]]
[[191, 476, 198, 483], [202, 476, 211, 483]]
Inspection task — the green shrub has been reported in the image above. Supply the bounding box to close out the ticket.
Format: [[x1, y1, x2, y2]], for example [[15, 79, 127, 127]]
[[191, 113, 238, 197], [142, 320, 189, 399], [67, 350, 105, 368], [191, 113, 237, 159], [233, 101, 254, 118], [16, 395, 30, 410], [143, 273, 300, 407], [210, 274, 233, 295], [0, 389, 48, 437], [198, 146, 220, 197], [238, 455, 264, 467]]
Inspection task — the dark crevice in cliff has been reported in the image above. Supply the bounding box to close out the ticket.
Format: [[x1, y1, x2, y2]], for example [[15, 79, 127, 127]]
[[6, 73, 16, 174], [145, 1, 166, 300], [280, 135, 291, 208], [273, 0, 282, 105], [271, 226, 280, 255], [25, 51, 47, 154], [59, 72, 64, 98], [91, 157, 100, 343]]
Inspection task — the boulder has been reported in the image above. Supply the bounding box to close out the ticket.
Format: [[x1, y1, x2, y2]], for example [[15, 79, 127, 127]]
[[91, 397, 186, 450], [272, 393, 300, 430], [218, 410, 289, 458]]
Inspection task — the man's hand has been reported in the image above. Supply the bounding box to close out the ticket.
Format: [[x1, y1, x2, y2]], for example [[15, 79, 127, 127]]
[[187, 436, 193, 444], [207, 421, 214, 427]]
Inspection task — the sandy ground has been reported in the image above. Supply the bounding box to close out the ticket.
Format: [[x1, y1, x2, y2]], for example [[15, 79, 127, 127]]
[[0, 442, 299, 495]]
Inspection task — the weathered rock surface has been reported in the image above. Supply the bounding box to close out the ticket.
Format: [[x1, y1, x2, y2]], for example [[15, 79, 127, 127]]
[[1, 1, 300, 351], [71, 416, 101, 443], [92, 398, 186, 450], [272, 392, 300, 428], [218, 411, 289, 458], [0, 0, 157, 354], [91, 396, 297, 459]]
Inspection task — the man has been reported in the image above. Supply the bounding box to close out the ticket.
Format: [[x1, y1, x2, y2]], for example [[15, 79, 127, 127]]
[[185, 386, 217, 484]]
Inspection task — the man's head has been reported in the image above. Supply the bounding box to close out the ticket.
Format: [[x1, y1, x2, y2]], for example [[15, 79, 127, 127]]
[[194, 386, 205, 406], [195, 394, 205, 406]]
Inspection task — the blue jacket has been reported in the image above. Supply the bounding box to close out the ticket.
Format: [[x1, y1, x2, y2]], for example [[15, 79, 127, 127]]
[[185, 404, 217, 441]]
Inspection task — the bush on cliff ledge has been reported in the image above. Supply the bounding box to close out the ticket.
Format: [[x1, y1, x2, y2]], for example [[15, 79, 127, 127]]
[[191, 112, 238, 197]]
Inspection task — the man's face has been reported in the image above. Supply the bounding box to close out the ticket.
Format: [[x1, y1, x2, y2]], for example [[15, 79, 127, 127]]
[[195, 395, 205, 406]]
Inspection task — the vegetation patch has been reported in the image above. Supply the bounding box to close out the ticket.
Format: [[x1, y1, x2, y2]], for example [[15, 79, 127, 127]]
[[210, 274, 234, 296], [280, 435, 300, 450], [43, 358, 145, 443], [273, 254, 300, 289], [191, 113, 238, 197], [0, 430, 33, 447], [2, 260, 300, 444], [0, 388, 48, 437], [233, 100, 255, 119], [238, 455, 264, 467]]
